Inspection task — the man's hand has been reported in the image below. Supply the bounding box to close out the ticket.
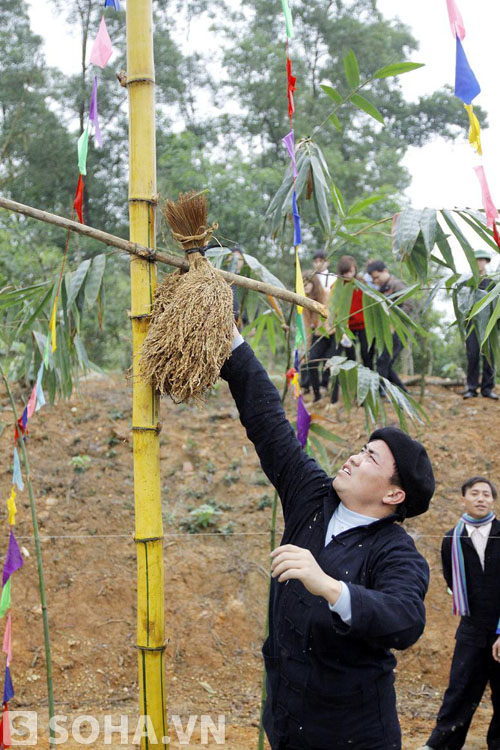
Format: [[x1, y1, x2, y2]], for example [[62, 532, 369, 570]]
[[493, 636, 500, 662], [271, 544, 342, 604]]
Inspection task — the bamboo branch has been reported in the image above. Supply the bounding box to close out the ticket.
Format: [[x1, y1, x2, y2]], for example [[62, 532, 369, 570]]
[[0, 196, 328, 318]]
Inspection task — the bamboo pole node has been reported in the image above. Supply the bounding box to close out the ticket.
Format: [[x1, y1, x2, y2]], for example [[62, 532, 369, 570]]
[[126, 76, 155, 85], [132, 424, 162, 434], [134, 536, 163, 544], [128, 196, 158, 206], [128, 313, 152, 320], [135, 642, 168, 652]]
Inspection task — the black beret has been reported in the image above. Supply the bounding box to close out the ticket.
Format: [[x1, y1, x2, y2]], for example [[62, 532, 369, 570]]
[[369, 426, 435, 518]]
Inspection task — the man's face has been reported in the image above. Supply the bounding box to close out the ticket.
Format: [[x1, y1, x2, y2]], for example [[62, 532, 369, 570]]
[[313, 257, 327, 271], [332, 440, 403, 511], [477, 258, 489, 275], [462, 482, 495, 519], [369, 268, 390, 287]]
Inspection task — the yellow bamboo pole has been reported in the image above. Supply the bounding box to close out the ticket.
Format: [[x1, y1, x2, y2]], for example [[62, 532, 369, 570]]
[[126, 2, 167, 747]]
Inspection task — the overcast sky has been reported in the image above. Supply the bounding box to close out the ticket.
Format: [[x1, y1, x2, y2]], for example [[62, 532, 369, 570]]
[[29, 0, 500, 272]]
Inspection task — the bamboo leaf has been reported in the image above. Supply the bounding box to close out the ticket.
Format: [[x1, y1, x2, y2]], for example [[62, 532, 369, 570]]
[[348, 194, 385, 216], [393, 209, 422, 260], [321, 85, 343, 104], [328, 113, 342, 132], [344, 50, 360, 88], [419, 208, 437, 254], [441, 210, 479, 282], [308, 422, 344, 443], [372, 62, 424, 78], [482, 295, 500, 344], [243, 253, 286, 289], [434, 224, 456, 272], [84, 254, 106, 308], [67, 259, 91, 310], [266, 315, 276, 355], [356, 365, 372, 405], [350, 93, 384, 124], [331, 181, 347, 217]]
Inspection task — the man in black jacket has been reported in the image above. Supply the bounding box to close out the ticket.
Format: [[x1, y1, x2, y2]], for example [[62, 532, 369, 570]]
[[424, 476, 500, 750], [221, 329, 435, 750]]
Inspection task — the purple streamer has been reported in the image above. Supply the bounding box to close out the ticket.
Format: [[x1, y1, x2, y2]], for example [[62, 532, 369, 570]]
[[3, 530, 23, 586], [89, 76, 103, 147], [296, 395, 311, 447], [292, 191, 301, 245]]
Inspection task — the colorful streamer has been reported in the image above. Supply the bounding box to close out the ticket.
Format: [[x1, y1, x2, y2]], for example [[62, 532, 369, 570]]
[[77, 126, 89, 176], [2, 616, 11, 669], [292, 192, 302, 246], [474, 166, 499, 227], [73, 175, 85, 224], [454, 37, 480, 105], [3, 532, 23, 587], [286, 57, 296, 124], [0, 581, 11, 619], [446, 0, 466, 40], [89, 76, 103, 147], [296, 395, 311, 447], [6, 491, 15, 529], [464, 104, 482, 155], [282, 131, 297, 178], [280, 0, 294, 39], [89, 16, 113, 68], [104, 0, 121, 8], [11, 450, 23, 493]]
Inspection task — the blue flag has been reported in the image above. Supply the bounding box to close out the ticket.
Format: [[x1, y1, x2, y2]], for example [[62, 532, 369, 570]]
[[3, 666, 13, 704], [292, 191, 301, 246], [104, 0, 120, 8], [455, 37, 480, 104]]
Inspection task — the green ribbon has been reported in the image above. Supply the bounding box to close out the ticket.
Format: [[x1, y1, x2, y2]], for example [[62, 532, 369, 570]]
[[0, 578, 11, 617], [280, 0, 294, 38], [77, 125, 90, 176]]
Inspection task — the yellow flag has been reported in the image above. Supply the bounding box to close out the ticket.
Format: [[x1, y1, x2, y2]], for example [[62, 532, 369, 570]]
[[295, 247, 305, 314], [464, 104, 482, 155], [7, 487, 16, 526], [49, 295, 58, 352]]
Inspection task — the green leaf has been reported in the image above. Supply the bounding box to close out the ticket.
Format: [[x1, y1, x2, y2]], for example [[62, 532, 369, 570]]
[[482, 295, 500, 344], [84, 254, 106, 308], [330, 181, 347, 217], [328, 112, 342, 132], [419, 208, 437, 254], [441, 210, 479, 282], [348, 194, 385, 216], [67, 258, 91, 310], [308, 422, 344, 443], [372, 62, 424, 79], [321, 85, 343, 104], [350, 93, 384, 124], [312, 171, 331, 237], [344, 49, 360, 89], [266, 315, 276, 355], [393, 208, 422, 260], [434, 224, 456, 272], [243, 253, 286, 289]]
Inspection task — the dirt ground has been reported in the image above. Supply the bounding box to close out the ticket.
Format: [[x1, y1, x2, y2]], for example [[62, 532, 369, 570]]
[[1, 368, 498, 748]]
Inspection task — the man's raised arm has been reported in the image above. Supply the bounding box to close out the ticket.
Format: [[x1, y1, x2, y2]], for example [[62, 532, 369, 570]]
[[220, 327, 330, 521]]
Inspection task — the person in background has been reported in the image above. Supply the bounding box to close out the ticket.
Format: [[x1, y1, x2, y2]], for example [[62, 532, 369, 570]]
[[423, 476, 500, 750], [303, 272, 333, 402], [313, 250, 336, 291], [461, 249, 498, 401], [366, 259, 410, 393], [331, 255, 375, 404]]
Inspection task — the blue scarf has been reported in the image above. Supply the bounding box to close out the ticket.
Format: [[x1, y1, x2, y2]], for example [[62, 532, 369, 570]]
[[451, 511, 500, 633]]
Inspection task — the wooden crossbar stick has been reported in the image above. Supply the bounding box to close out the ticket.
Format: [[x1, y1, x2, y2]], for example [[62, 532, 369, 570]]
[[0, 196, 328, 318]]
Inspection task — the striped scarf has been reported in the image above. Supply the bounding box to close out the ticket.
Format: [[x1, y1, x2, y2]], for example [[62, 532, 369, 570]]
[[451, 511, 495, 618]]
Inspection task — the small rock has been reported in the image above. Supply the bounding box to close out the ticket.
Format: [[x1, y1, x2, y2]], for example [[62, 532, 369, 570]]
[[182, 461, 194, 475]]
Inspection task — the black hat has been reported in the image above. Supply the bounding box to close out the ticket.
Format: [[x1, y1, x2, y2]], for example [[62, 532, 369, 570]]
[[313, 251, 326, 260], [369, 427, 435, 518]]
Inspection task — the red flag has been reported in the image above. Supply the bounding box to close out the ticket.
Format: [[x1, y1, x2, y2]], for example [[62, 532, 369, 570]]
[[73, 175, 85, 224], [0, 702, 11, 748], [287, 57, 296, 124], [493, 222, 500, 253]]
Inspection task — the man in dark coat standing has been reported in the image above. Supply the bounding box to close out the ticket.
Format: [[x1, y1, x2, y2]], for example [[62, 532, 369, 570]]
[[424, 476, 500, 750], [221, 327, 435, 750]]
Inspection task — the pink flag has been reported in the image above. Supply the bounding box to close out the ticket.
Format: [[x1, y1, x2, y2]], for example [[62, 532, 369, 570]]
[[2, 613, 11, 667], [446, 0, 465, 40], [474, 165, 499, 227], [26, 384, 37, 420], [89, 16, 112, 68]]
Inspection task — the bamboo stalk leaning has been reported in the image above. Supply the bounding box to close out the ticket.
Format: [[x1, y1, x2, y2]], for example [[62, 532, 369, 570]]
[[0, 196, 328, 319]]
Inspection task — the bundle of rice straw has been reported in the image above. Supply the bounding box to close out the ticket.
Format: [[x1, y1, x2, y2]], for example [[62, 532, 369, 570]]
[[140, 191, 234, 403]]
